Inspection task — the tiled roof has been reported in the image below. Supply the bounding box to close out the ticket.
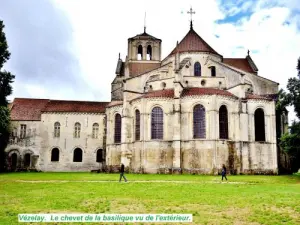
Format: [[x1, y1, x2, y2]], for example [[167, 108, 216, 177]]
[[223, 58, 255, 73], [128, 62, 161, 77], [181, 88, 237, 98], [130, 89, 174, 102], [10, 98, 109, 121], [144, 89, 174, 98], [106, 101, 123, 108], [245, 94, 273, 101], [10, 98, 49, 121], [128, 31, 161, 41], [42, 100, 109, 113], [169, 28, 221, 56], [131, 88, 236, 101]]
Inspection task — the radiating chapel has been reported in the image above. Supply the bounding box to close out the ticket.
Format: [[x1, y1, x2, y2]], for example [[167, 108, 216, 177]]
[[5, 15, 281, 174]]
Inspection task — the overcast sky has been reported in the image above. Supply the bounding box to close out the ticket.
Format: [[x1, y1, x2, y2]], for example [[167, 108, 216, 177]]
[[0, 0, 299, 121]]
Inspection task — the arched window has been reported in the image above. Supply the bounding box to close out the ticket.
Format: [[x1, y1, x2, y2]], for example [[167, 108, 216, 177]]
[[137, 45, 143, 60], [211, 66, 216, 77], [114, 114, 121, 143], [54, 122, 60, 138], [92, 123, 99, 139], [219, 105, 228, 139], [51, 148, 59, 162], [74, 122, 81, 138], [255, 108, 265, 141], [151, 107, 163, 139], [194, 62, 201, 76], [147, 45, 152, 60], [135, 110, 140, 141], [193, 104, 206, 138], [96, 149, 104, 163], [73, 148, 83, 162], [24, 153, 31, 167]]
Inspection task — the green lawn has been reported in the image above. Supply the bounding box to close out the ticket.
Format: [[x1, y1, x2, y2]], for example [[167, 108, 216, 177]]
[[0, 173, 300, 225]]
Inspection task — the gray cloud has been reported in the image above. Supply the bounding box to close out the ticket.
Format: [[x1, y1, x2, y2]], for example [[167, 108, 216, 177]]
[[0, 0, 90, 100]]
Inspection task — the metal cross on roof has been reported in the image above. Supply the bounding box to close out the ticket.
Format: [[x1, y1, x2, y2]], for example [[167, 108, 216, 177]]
[[187, 7, 195, 28]]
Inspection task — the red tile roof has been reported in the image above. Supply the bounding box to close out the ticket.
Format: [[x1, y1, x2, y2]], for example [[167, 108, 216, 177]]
[[130, 89, 174, 102], [10, 98, 109, 121], [128, 62, 161, 77], [181, 88, 237, 98], [223, 58, 254, 73], [131, 88, 236, 101], [42, 100, 109, 113], [169, 28, 221, 56], [144, 89, 174, 98], [245, 94, 273, 101], [106, 101, 123, 108], [10, 98, 49, 121]]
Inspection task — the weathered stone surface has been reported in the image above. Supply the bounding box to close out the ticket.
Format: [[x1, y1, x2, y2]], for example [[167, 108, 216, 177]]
[[5, 27, 281, 174]]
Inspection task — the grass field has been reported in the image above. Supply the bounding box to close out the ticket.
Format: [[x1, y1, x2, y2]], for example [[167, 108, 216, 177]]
[[0, 173, 300, 225]]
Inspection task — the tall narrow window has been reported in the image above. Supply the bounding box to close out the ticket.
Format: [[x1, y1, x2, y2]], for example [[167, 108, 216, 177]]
[[96, 149, 104, 163], [73, 148, 83, 162], [219, 105, 228, 139], [11, 153, 17, 170], [211, 66, 216, 77], [74, 122, 81, 138], [54, 122, 60, 138], [24, 153, 31, 167], [135, 110, 140, 141], [114, 114, 121, 143], [92, 123, 99, 139], [137, 45, 143, 60], [255, 108, 265, 141], [194, 62, 201, 76], [12, 128, 17, 137], [20, 124, 26, 139], [51, 148, 59, 162], [151, 107, 163, 139], [193, 104, 206, 138], [147, 45, 152, 60]]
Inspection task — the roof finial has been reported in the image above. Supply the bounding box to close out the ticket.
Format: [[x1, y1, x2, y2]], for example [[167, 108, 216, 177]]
[[118, 52, 120, 59], [187, 7, 195, 29], [144, 12, 147, 33], [247, 49, 250, 56]]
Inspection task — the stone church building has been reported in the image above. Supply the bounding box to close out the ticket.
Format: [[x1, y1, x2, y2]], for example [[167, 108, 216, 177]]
[[5, 21, 283, 174]]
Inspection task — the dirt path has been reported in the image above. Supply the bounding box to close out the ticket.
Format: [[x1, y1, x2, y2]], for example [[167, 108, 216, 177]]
[[12, 180, 251, 184]]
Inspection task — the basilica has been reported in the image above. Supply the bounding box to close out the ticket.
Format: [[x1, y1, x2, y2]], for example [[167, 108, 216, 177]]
[[5, 20, 282, 174]]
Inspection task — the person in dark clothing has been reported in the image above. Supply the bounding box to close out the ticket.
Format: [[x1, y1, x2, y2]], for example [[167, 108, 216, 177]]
[[119, 163, 127, 182], [221, 164, 228, 181]]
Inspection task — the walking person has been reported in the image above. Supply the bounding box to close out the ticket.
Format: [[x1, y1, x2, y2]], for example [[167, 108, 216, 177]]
[[119, 163, 127, 182], [221, 164, 228, 181]]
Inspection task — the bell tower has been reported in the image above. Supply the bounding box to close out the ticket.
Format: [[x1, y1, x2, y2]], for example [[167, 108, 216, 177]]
[[127, 28, 162, 62]]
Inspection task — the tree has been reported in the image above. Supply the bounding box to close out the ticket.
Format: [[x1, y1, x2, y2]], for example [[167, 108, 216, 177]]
[[279, 57, 300, 172], [0, 20, 15, 172]]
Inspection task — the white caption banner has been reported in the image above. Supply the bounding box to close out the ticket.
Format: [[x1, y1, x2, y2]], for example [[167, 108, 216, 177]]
[[18, 214, 193, 223]]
